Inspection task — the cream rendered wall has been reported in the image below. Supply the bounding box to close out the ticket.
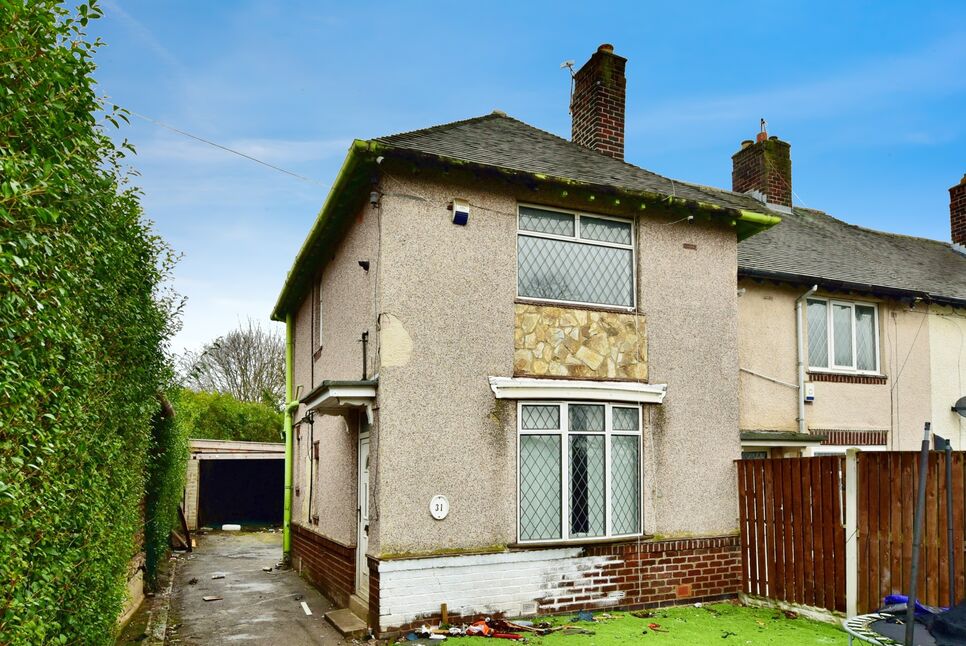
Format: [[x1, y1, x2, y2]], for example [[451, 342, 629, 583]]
[[290, 202, 381, 551], [374, 172, 743, 554], [929, 305, 966, 449], [737, 280, 933, 450]]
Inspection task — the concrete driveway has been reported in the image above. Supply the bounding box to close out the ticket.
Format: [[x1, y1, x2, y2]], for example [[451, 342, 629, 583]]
[[167, 530, 347, 645]]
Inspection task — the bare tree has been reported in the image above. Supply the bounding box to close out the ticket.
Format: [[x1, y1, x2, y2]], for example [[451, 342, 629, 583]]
[[180, 318, 284, 408]]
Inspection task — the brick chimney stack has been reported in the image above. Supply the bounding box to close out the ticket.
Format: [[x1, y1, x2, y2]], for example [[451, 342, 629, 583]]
[[731, 122, 793, 208], [950, 174, 966, 246], [571, 44, 627, 160]]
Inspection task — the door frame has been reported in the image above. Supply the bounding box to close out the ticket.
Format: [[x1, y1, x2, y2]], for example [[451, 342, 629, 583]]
[[355, 429, 370, 600]]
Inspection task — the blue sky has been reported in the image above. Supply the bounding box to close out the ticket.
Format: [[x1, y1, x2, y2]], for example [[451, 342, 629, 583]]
[[88, 1, 966, 353]]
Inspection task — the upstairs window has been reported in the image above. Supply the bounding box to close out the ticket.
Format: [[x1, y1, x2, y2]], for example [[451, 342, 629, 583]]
[[518, 402, 642, 543], [807, 297, 878, 373], [517, 205, 635, 309]]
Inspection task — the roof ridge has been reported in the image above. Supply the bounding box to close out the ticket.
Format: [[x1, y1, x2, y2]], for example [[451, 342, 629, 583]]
[[373, 112, 502, 143]]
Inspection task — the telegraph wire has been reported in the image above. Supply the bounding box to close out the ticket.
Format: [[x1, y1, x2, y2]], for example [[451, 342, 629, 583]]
[[126, 110, 331, 189]]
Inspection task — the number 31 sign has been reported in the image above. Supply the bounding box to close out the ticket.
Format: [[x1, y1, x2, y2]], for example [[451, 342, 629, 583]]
[[429, 495, 449, 520]]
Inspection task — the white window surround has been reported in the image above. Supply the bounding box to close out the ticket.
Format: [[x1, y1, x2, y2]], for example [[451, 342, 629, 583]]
[[516, 203, 637, 311], [806, 296, 881, 375], [517, 401, 643, 544], [489, 377, 667, 405]]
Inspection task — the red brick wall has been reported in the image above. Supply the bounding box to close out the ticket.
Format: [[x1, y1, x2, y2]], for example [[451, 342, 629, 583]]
[[731, 138, 792, 207], [549, 536, 742, 614], [291, 523, 355, 608], [951, 174, 966, 245], [571, 44, 626, 160]]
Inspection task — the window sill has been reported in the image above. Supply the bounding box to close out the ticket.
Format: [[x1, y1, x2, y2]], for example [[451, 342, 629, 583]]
[[515, 298, 639, 316], [808, 371, 886, 385], [510, 534, 651, 549]]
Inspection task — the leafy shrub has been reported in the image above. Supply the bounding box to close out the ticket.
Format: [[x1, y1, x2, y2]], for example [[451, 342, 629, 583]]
[[0, 2, 179, 643], [173, 388, 284, 444]]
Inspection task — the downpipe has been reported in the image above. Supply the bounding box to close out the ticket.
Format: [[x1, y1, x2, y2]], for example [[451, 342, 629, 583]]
[[282, 313, 297, 561]]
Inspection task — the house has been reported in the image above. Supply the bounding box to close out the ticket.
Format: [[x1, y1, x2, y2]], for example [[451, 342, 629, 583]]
[[733, 130, 966, 456], [270, 44, 780, 635]]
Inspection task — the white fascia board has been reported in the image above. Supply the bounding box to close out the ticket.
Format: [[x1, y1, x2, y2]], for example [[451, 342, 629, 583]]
[[488, 376, 667, 404]]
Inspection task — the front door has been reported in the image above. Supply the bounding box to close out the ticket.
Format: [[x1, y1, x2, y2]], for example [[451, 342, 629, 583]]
[[356, 433, 370, 600]]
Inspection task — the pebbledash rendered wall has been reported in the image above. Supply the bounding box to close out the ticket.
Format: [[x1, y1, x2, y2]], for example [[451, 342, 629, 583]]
[[363, 169, 743, 634]]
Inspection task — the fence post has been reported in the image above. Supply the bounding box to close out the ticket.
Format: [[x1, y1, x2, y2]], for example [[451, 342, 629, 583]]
[[845, 448, 859, 617]]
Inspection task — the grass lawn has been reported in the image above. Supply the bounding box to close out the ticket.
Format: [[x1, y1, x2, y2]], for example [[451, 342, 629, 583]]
[[526, 603, 846, 645]]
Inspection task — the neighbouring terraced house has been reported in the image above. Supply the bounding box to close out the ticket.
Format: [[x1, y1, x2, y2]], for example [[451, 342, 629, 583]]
[[270, 44, 966, 637]]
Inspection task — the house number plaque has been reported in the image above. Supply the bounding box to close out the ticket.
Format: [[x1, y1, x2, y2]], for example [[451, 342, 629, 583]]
[[430, 495, 449, 520]]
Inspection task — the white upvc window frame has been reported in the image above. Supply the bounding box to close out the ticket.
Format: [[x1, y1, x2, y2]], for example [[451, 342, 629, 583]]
[[515, 203, 637, 311], [516, 400, 644, 544], [806, 296, 880, 375]]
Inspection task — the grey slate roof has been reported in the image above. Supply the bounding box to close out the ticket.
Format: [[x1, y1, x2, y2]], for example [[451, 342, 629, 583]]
[[738, 207, 966, 306], [374, 112, 966, 306], [374, 112, 770, 214]]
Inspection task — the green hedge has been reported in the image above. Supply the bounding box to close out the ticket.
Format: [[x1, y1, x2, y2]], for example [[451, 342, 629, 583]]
[[0, 2, 179, 644], [173, 388, 284, 444], [143, 399, 190, 589]]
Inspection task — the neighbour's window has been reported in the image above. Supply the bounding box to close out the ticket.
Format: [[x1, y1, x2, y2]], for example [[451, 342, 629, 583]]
[[518, 402, 642, 542], [806, 297, 878, 372], [517, 205, 635, 308]]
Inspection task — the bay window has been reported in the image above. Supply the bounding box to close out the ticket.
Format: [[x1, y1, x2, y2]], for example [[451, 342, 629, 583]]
[[806, 297, 879, 373], [517, 205, 635, 309], [518, 401, 642, 542]]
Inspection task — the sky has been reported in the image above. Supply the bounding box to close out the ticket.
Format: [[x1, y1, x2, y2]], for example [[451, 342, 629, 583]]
[[87, 1, 966, 353]]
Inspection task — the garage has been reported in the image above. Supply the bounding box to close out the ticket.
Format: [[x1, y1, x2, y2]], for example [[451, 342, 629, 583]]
[[184, 439, 285, 530]]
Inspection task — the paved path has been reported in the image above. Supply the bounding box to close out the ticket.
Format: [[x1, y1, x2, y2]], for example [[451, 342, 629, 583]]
[[167, 531, 347, 645]]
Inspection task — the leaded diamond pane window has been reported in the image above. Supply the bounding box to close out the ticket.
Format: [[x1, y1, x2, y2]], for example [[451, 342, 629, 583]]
[[517, 206, 635, 308], [611, 435, 641, 535], [581, 216, 632, 245], [521, 404, 560, 430], [519, 435, 561, 541], [807, 297, 879, 374], [569, 404, 604, 432], [612, 407, 639, 431], [569, 435, 605, 538], [519, 206, 575, 237], [855, 305, 876, 371], [518, 402, 643, 542], [806, 299, 829, 368]]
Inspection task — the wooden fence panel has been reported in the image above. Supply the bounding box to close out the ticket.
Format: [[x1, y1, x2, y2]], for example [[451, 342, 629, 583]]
[[736, 456, 845, 611], [856, 452, 966, 613]]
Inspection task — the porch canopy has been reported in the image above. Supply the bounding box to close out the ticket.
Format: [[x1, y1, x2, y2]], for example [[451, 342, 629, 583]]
[[301, 378, 377, 422]]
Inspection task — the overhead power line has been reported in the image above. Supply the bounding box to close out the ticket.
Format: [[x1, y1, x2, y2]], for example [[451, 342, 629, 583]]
[[127, 110, 330, 189]]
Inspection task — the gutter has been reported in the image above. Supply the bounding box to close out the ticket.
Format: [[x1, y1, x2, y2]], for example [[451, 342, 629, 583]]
[[738, 267, 963, 309], [795, 285, 818, 436]]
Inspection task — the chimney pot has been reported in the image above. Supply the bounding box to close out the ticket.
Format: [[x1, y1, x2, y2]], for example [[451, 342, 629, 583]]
[[740, 140, 754, 150], [571, 44, 627, 160]]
